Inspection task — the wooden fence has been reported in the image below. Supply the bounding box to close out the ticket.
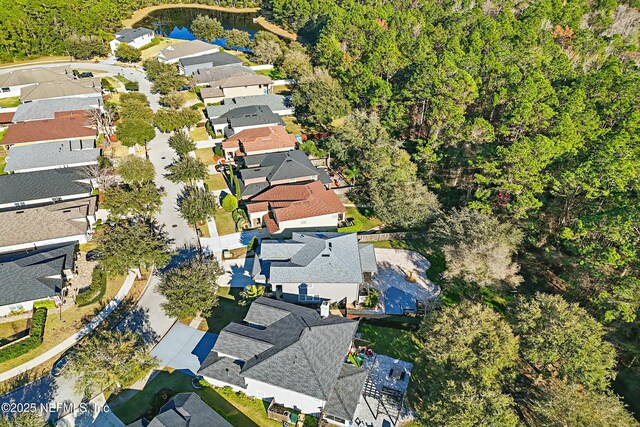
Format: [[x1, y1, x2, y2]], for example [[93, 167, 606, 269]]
[[357, 231, 422, 242]]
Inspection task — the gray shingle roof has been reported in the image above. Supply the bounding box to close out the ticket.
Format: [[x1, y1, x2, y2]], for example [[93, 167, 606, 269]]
[[158, 39, 219, 62], [0, 167, 92, 206], [199, 297, 358, 402], [192, 64, 254, 85], [253, 232, 375, 284], [116, 27, 154, 43], [0, 243, 75, 306], [0, 67, 71, 87], [358, 244, 378, 274], [238, 150, 320, 197], [323, 364, 369, 420], [179, 52, 243, 68], [206, 95, 290, 118], [211, 105, 284, 131], [129, 392, 232, 427], [12, 96, 102, 123], [0, 197, 95, 249], [5, 142, 100, 173]]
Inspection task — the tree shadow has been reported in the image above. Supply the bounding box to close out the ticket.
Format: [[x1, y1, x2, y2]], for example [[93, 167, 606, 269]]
[[0, 373, 59, 422], [115, 305, 159, 346], [227, 262, 254, 288], [160, 244, 200, 272]]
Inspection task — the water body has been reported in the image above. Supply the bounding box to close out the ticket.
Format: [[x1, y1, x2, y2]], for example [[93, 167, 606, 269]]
[[133, 7, 261, 50]]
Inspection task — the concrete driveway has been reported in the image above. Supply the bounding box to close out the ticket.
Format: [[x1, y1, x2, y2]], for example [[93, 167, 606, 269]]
[[151, 323, 217, 376], [217, 257, 254, 288], [371, 249, 440, 315]]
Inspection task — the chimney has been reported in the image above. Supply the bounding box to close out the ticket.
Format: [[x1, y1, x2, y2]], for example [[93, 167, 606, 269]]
[[320, 300, 330, 318]]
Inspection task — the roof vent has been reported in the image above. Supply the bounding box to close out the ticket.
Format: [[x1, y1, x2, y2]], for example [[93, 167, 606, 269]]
[[320, 301, 330, 318]]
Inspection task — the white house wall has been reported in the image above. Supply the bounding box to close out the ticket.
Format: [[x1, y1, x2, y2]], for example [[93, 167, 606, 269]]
[[276, 281, 360, 304], [244, 378, 326, 415], [0, 297, 40, 317], [222, 85, 270, 99], [0, 234, 85, 255], [0, 192, 92, 210]]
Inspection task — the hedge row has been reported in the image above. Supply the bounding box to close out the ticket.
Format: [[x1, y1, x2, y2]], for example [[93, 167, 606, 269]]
[[0, 308, 47, 363], [76, 265, 107, 307], [33, 299, 56, 310]]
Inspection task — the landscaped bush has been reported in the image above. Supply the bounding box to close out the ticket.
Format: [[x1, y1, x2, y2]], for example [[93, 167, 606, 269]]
[[101, 78, 115, 92], [124, 81, 139, 91], [76, 265, 107, 307], [362, 289, 380, 308], [139, 37, 161, 51], [222, 194, 238, 212], [213, 146, 224, 157], [33, 299, 56, 310], [0, 308, 47, 362]]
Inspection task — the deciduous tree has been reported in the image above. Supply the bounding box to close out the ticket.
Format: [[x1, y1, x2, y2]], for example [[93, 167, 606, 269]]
[[157, 257, 224, 318], [102, 182, 164, 219], [114, 43, 141, 62], [224, 29, 251, 49], [116, 119, 156, 158], [291, 68, 350, 128], [430, 208, 523, 289], [64, 329, 157, 397], [165, 156, 207, 186], [168, 130, 196, 157], [190, 15, 223, 42], [116, 156, 155, 184], [95, 220, 172, 276]]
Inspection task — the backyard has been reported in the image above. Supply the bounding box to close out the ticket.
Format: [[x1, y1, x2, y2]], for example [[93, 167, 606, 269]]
[[356, 323, 427, 408], [111, 369, 280, 427], [0, 97, 20, 108], [339, 206, 382, 232]]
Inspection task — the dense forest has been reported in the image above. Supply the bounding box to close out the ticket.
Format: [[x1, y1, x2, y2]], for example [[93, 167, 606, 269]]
[[1, 0, 639, 424], [263, 0, 640, 424]]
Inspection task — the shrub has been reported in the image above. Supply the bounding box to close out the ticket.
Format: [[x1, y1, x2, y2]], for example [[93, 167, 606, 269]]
[[33, 299, 56, 310], [0, 308, 47, 362], [213, 146, 224, 157], [101, 78, 115, 92], [139, 37, 161, 51], [247, 236, 259, 252], [222, 194, 238, 212], [362, 289, 380, 308], [124, 81, 139, 91], [76, 265, 107, 307]]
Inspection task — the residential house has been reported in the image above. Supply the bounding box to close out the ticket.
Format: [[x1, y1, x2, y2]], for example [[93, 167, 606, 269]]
[[0, 197, 96, 254], [156, 39, 220, 64], [238, 150, 332, 199], [0, 67, 72, 99], [109, 27, 154, 54], [251, 233, 377, 304], [12, 96, 103, 123], [198, 297, 368, 424], [246, 180, 346, 237], [0, 168, 93, 210], [126, 393, 232, 427], [20, 78, 102, 103], [221, 126, 297, 160], [1, 111, 97, 147], [192, 64, 253, 86], [178, 52, 243, 76], [207, 94, 293, 120], [0, 244, 75, 316], [209, 105, 284, 137], [5, 141, 100, 173], [199, 74, 273, 104]]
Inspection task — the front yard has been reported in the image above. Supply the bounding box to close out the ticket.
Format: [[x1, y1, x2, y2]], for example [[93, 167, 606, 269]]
[[213, 207, 237, 236], [0, 97, 20, 108], [0, 145, 7, 173], [111, 369, 280, 427], [189, 126, 210, 142], [204, 173, 228, 191], [194, 147, 217, 166], [202, 287, 249, 334]]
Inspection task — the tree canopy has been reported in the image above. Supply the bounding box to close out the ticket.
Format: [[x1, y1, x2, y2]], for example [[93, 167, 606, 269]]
[[116, 156, 155, 184], [157, 257, 224, 318]]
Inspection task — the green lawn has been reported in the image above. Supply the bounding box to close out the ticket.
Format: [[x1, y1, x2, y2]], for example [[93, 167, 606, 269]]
[[204, 288, 249, 334], [190, 127, 209, 142], [282, 116, 303, 135], [194, 147, 216, 165], [213, 207, 237, 236], [111, 370, 279, 427], [0, 149, 6, 174], [0, 97, 20, 108], [0, 319, 29, 347], [357, 324, 427, 408], [340, 206, 382, 232], [205, 173, 228, 191]]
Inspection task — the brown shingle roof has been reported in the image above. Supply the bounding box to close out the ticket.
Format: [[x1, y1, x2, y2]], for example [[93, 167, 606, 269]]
[[1, 111, 96, 145], [247, 181, 345, 228], [222, 126, 296, 156], [0, 112, 14, 124], [0, 197, 96, 248]]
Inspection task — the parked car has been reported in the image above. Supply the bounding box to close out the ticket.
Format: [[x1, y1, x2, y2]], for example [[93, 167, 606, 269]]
[[77, 72, 94, 78], [215, 164, 230, 173], [85, 250, 101, 261], [177, 85, 190, 92], [51, 355, 71, 377]]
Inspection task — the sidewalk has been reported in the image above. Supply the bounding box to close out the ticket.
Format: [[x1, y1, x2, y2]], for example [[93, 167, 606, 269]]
[[0, 272, 137, 383]]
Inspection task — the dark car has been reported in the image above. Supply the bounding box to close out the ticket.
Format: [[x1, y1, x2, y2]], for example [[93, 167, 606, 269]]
[[215, 164, 230, 173], [177, 85, 191, 92], [85, 250, 101, 261], [77, 72, 94, 78], [51, 355, 70, 377]]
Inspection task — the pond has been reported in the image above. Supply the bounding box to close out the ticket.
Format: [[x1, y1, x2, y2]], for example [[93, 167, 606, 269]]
[[133, 7, 261, 50]]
